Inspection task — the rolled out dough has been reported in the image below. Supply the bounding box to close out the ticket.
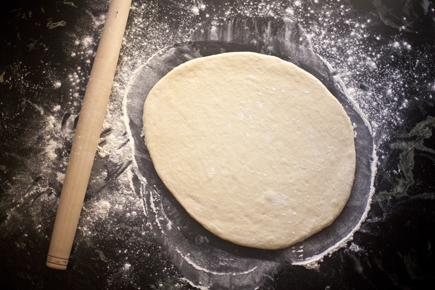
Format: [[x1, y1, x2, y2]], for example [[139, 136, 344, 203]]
[[143, 52, 356, 250]]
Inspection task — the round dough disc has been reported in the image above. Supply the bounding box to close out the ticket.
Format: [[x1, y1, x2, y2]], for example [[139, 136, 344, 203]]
[[143, 52, 356, 250]]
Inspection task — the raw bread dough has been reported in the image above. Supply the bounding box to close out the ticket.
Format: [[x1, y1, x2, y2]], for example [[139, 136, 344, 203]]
[[143, 52, 356, 250]]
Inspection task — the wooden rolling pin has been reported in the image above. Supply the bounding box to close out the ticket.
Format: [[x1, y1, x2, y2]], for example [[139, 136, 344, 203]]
[[46, 0, 132, 270]]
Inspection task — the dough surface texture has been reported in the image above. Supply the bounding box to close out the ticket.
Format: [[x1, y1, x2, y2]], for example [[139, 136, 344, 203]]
[[143, 52, 356, 250]]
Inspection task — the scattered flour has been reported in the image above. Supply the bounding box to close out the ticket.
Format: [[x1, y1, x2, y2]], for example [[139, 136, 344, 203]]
[[2, 0, 432, 289]]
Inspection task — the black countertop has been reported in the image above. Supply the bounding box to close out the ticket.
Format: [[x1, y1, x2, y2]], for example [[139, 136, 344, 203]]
[[1, 0, 435, 289]]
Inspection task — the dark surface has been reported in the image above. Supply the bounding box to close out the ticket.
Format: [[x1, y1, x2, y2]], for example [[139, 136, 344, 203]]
[[1, 0, 435, 289]]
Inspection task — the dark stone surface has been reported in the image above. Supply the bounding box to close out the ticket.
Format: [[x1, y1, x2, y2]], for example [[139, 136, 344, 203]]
[[1, 0, 434, 289]]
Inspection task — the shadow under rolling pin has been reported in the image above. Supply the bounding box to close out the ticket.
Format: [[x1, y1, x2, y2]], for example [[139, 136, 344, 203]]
[[46, 0, 132, 270]]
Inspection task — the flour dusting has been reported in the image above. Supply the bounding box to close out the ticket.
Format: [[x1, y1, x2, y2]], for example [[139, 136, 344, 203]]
[[1, 0, 433, 289]]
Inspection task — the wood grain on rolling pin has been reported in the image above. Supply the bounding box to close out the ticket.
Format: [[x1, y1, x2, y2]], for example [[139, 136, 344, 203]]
[[46, 0, 132, 270]]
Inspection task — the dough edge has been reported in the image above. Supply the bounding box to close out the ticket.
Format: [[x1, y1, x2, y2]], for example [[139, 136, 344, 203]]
[[143, 52, 356, 250]]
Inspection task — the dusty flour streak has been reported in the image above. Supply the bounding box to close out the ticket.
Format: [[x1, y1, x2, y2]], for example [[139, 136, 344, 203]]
[[175, 248, 258, 276], [179, 278, 209, 290], [335, 76, 374, 136], [139, 180, 149, 217], [149, 190, 162, 230], [122, 65, 146, 170]]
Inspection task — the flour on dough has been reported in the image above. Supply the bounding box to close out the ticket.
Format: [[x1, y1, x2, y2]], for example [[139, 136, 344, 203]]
[[143, 52, 356, 250]]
